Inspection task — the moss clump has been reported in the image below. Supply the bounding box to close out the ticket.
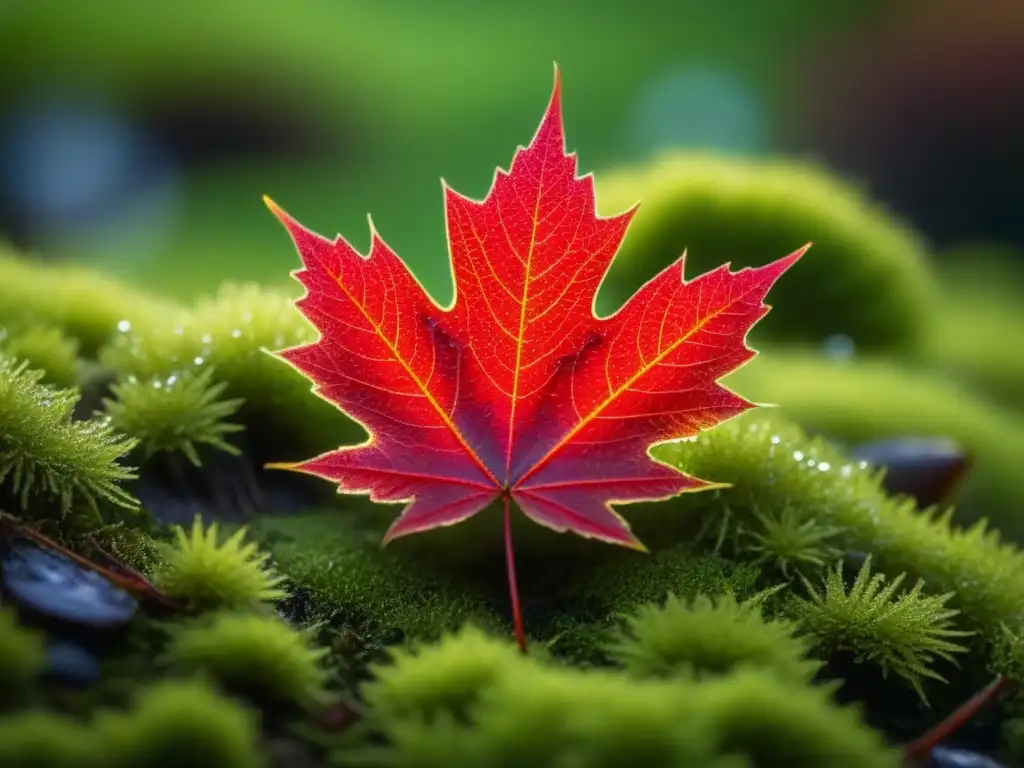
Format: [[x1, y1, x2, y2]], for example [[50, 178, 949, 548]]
[[796, 557, 973, 704], [362, 624, 524, 724], [351, 627, 899, 768], [0, 608, 46, 709], [742, 504, 843, 580], [0, 325, 79, 389], [93, 678, 263, 768], [102, 367, 245, 467], [595, 153, 937, 353], [0, 356, 138, 519], [99, 281, 362, 458], [151, 516, 287, 611], [724, 352, 1024, 538], [0, 712, 92, 768], [606, 590, 820, 685], [164, 612, 330, 710], [0, 249, 175, 358]]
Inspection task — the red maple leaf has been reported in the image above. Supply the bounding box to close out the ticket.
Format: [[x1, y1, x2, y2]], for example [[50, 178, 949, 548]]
[[265, 68, 807, 650]]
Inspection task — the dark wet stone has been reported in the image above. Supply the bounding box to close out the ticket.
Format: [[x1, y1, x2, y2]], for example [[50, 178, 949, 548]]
[[1, 541, 138, 629], [926, 747, 1008, 768], [848, 438, 970, 507], [43, 641, 101, 687]]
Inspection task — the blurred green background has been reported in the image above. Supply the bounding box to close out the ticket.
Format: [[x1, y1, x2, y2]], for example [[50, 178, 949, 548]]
[[2, 0, 1024, 531], [3, 0, 1019, 302]]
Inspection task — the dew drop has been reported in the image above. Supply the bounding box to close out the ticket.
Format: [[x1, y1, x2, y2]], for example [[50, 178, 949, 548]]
[[806, 458, 817, 468], [770, 435, 781, 445], [166, 374, 177, 387], [231, 329, 242, 339], [793, 451, 804, 462], [152, 380, 162, 389], [193, 356, 204, 366], [116, 320, 131, 333], [200, 334, 212, 344], [818, 462, 831, 472]]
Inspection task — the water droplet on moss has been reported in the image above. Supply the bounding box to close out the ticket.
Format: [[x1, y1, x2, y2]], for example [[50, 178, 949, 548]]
[[200, 334, 212, 344], [793, 451, 804, 462], [231, 329, 242, 339], [770, 435, 781, 445], [193, 356, 204, 366], [818, 462, 831, 471], [116, 319, 131, 333]]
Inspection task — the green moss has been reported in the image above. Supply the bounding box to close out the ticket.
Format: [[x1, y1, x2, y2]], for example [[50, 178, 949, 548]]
[[362, 624, 526, 724], [99, 282, 363, 459], [796, 557, 972, 704], [723, 353, 1024, 539], [351, 628, 899, 768], [0, 325, 80, 389], [0, 356, 139, 520], [249, 511, 506, 643], [694, 668, 898, 768], [103, 367, 245, 467], [0, 609, 46, 709], [742, 504, 843, 580], [93, 678, 263, 768], [0, 249, 175, 359], [250, 508, 761, 671], [151, 516, 287, 611], [651, 416, 1024, 700], [0, 712, 92, 768], [164, 612, 331, 710], [595, 153, 937, 352], [606, 590, 820, 684]]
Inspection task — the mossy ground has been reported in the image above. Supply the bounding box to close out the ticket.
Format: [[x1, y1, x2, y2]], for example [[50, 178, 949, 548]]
[[2, 155, 1024, 765]]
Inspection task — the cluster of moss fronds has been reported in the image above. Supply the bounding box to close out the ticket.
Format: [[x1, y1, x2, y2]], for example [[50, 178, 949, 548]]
[[151, 516, 287, 610], [0, 355, 138, 520], [344, 625, 899, 768], [606, 589, 821, 684], [102, 367, 245, 467]]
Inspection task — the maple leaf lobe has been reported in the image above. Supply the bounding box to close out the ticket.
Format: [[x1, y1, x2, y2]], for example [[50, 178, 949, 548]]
[[265, 67, 806, 553]]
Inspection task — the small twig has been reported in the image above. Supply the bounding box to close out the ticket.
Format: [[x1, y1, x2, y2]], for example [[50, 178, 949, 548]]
[[503, 496, 527, 654], [902, 676, 1016, 763]]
